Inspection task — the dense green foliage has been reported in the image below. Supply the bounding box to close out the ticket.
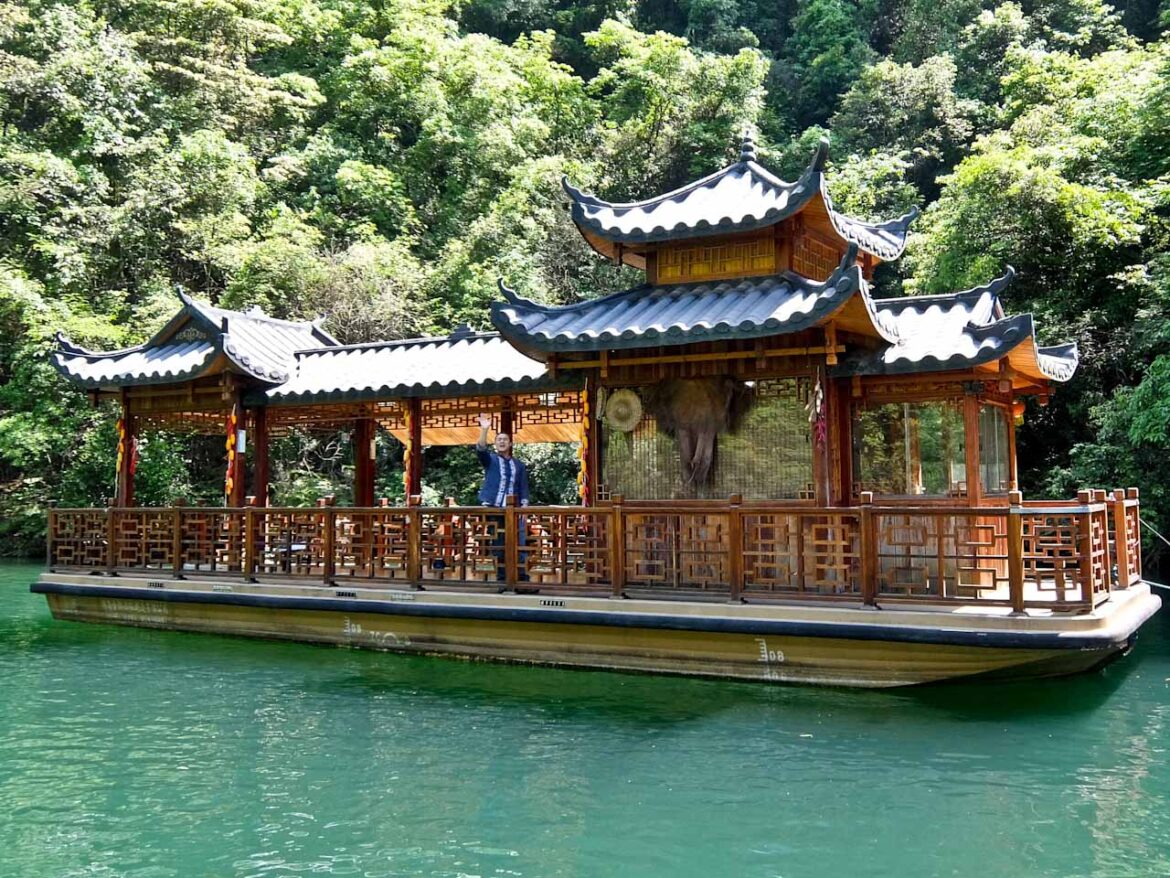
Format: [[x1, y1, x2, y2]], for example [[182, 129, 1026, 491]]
[[0, 0, 1168, 564]]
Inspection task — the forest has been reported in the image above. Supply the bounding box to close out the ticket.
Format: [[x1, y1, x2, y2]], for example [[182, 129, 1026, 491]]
[[0, 0, 1168, 562]]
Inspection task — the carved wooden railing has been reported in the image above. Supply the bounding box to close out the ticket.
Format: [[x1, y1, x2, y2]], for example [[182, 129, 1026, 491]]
[[45, 489, 1143, 613]]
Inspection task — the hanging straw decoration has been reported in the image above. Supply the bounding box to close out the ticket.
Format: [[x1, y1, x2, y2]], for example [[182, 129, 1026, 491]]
[[806, 377, 827, 451]]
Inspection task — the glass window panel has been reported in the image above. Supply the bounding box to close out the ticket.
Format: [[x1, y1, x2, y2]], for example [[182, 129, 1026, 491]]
[[599, 379, 814, 500], [979, 405, 1011, 494], [852, 402, 967, 496]]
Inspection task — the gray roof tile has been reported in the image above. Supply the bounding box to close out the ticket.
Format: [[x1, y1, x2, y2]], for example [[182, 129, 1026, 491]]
[[564, 137, 918, 260], [834, 269, 1079, 382], [261, 329, 578, 404], [52, 292, 338, 389], [492, 246, 897, 354]]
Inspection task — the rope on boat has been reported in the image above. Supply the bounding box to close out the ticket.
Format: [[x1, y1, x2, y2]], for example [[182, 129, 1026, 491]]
[[1138, 517, 1170, 591]]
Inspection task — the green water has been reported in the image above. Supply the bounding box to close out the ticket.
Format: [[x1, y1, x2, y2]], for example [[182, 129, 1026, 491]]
[[3, 563, 1170, 878]]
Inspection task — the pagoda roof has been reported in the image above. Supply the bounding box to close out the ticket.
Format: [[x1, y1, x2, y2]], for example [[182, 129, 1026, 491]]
[[259, 328, 578, 405], [491, 246, 897, 357], [834, 269, 1079, 383], [562, 136, 918, 261], [51, 292, 339, 390]]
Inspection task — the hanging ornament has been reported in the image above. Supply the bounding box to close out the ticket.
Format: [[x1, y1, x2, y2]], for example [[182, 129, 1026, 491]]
[[806, 377, 827, 451], [224, 404, 239, 500]]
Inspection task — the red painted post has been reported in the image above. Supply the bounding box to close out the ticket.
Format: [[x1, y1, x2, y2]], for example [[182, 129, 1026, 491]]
[[859, 491, 877, 607]]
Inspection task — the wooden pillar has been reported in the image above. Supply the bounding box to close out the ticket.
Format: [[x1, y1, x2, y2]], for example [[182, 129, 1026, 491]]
[[499, 399, 514, 439], [1007, 403, 1019, 491], [1007, 489, 1024, 613], [353, 417, 376, 508], [404, 398, 423, 498], [225, 395, 246, 507], [963, 393, 982, 506], [580, 378, 597, 506], [115, 389, 136, 507], [252, 406, 270, 507]]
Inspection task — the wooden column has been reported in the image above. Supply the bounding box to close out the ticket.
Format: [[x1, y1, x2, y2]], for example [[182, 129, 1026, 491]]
[[115, 390, 136, 507], [252, 406, 270, 507], [225, 395, 246, 508], [1007, 489, 1024, 613], [404, 398, 423, 497], [580, 377, 597, 506], [1007, 404, 1019, 491], [963, 393, 982, 506], [499, 400, 514, 439], [353, 417, 376, 508]]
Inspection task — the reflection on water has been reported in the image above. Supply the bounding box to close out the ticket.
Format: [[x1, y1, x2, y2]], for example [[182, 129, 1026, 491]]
[[3, 563, 1170, 877]]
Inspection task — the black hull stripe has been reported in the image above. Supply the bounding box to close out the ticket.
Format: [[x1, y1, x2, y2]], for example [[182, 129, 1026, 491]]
[[31, 581, 1142, 651]]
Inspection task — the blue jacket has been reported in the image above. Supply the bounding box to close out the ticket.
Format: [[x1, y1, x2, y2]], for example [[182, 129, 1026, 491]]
[[476, 448, 529, 506]]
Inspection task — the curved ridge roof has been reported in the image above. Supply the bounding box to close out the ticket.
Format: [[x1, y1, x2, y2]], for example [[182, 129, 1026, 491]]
[[834, 268, 1079, 382], [52, 291, 339, 389], [563, 135, 918, 261], [491, 245, 898, 357], [261, 329, 578, 404]]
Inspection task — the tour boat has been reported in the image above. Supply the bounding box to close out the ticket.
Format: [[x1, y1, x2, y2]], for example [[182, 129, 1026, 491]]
[[34, 136, 1160, 687]]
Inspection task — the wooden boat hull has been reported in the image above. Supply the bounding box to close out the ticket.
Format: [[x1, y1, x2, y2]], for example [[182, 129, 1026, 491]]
[[31, 576, 1161, 688]]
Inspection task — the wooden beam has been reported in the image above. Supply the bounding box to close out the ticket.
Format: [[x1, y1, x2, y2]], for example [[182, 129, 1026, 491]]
[[560, 344, 846, 371]]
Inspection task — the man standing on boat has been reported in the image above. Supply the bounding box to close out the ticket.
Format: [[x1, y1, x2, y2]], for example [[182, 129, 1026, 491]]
[[476, 413, 529, 584], [475, 413, 529, 508]]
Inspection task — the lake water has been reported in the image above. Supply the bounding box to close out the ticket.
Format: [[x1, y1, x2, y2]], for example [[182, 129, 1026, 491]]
[[3, 561, 1170, 877]]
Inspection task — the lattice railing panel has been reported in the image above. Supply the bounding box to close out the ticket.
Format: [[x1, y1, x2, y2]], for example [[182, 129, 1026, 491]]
[[254, 510, 327, 577], [419, 510, 504, 584], [334, 510, 412, 581], [1020, 512, 1091, 606], [623, 512, 730, 592], [109, 510, 173, 571], [179, 510, 246, 575], [49, 510, 109, 569], [742, 512, 862, 596], [522, 511, 611, 589], [875, 513, 1010, 601]]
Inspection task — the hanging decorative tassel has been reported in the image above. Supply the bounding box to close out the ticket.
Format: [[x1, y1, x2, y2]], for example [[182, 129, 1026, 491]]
[[806, 377, 827, 451], [224, 403, 239, 500]]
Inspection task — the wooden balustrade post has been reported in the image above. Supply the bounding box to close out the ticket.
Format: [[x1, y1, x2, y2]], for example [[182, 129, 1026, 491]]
[[1093, 489, 1112, 597], [407, 494, 422, 587], [1128, 487, 1142, 579], [728, 494, 744, 602], [504, 495, 519, 589], [1111, 489, 1130, 589], [46, 502, 55, 571], [106, 506, 117, 575], [611, 494, 626, 598], [1007, 489, 1025, 614], [322, 499, 337, 585], [244, 499, 258, 582], [1076, 489, 1095, 610], [859, 492, 877, 607], [172, 500, 185, 580]]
